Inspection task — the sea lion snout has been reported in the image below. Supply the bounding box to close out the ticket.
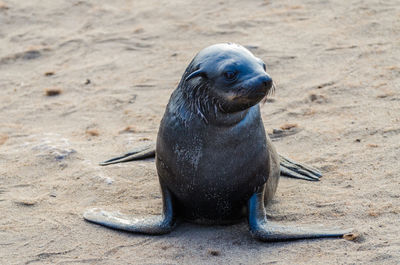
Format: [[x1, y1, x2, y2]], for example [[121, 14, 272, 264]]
[[240, 74, 273, 101], [255, 74, 273, 93], [261, 75, 273, 91]]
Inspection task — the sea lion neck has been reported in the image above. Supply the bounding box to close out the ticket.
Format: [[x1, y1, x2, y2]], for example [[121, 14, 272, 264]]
[[206, 107, 252, 127]]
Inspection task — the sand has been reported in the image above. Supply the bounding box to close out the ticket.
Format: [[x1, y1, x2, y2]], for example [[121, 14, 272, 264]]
[[0, 0, 399, 264]]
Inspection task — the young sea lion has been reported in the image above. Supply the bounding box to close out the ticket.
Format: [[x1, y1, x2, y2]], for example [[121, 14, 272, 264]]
[[84, 43, 351, 241]]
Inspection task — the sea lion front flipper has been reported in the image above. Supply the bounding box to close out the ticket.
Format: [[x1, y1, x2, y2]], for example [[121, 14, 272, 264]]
[[279, 154, 322, 181], [83, 181, 177, 235], [99, 142, 156, 166], [248, 185, 352, 242]]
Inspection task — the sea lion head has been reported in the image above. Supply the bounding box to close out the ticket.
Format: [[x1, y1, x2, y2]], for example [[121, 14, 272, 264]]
[[182, 43, 273, 114]]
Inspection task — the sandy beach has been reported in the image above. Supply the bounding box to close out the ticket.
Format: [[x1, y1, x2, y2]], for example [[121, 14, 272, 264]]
[[1, 0, 399, 264]]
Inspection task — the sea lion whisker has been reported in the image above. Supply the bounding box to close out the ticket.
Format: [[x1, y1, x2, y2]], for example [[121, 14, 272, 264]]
[[270, 81, 276, 95], [261, 81, 276, 104]]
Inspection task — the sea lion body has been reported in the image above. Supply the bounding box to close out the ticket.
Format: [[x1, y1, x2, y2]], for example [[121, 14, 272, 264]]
[[157, 104, 277, 224], [156, 43, 277, 224], [84, 43, 351, 241]]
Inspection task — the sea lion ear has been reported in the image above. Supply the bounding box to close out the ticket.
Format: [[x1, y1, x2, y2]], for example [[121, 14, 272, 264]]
[[185, 69, 205, 81]]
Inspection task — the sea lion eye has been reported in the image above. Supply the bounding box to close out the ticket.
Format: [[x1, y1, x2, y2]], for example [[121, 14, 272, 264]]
[[224, 71, 237, 80]]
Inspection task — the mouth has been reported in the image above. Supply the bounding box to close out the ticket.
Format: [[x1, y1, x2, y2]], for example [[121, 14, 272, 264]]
[[247, 91, 267, 100], [225, 89, 266, 104]]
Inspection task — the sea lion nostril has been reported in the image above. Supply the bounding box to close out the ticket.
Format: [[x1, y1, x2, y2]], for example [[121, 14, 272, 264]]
[[261, 77, 273, 90], [263, 80, 271, 88]]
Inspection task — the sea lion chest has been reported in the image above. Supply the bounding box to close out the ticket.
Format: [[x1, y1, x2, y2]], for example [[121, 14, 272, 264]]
[[156, 105, 269, 224]]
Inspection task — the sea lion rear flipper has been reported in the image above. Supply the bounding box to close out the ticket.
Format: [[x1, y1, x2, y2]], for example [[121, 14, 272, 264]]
[[83, 181, 177, 234], [248, 185, 352, 242], [99, 142, 156, 166], [279, 154, 322, 181]]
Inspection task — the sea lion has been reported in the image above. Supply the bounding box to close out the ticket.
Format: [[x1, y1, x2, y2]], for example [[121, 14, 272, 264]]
[[84, 43, 351, 241]]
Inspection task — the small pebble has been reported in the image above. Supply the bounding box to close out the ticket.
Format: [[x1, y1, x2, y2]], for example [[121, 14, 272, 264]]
[[119, 126, 136, 134], [208, 250, 220, 256], [14, 199, 37, 206], [45, 88, 62, 96], [44, 71, 55, 76], [343, 232, 364, 242], [105, 177, 114, 185], [0, 1, 9, 10], [280, 123, 298, 130], [86, 129, 99, 136], [309, 93, 327, 103], [23, 50, 41, 60], [0, 134, 8, 145]]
